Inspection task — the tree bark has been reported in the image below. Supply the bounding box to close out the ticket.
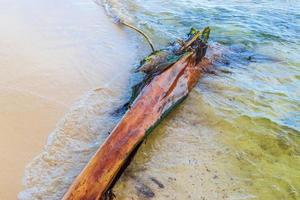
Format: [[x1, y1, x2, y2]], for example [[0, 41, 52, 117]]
[[62, 52, 211, 200]]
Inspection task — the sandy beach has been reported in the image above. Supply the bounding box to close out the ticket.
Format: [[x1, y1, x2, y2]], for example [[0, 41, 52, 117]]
[[2, 0, 299, 199], [0, 0, 136, 199]]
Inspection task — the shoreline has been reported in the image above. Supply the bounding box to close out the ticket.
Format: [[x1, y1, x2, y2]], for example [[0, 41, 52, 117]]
[[0, 0, 137, 199], [1, 0, 298, 199]]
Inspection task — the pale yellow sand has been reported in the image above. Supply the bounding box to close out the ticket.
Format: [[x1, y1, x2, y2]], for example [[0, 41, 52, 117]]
[[0, 0, 136, 199]]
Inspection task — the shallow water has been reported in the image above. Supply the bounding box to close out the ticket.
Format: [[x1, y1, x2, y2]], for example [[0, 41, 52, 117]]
[[103, 0, 300, 199], [19, 88, 126, 200], [20, 0, 299, 199]]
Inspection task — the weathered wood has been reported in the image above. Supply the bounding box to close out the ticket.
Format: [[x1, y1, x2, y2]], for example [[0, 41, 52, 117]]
[[62, 51, 211, 200]]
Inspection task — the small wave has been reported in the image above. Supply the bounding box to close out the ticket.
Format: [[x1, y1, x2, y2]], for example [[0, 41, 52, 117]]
[[18, 88, 123, 200]]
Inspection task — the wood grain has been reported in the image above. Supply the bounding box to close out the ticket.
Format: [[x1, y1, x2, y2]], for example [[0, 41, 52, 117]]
[[62, 52, 211, 200]]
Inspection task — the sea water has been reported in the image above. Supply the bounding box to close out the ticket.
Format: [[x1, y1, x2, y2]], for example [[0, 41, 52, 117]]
[[103, 0, 300, 199], [20, 0, 299, 199]]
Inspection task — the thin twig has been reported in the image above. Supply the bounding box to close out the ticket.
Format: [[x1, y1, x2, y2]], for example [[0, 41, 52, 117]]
[[119, 20, 155, 52]]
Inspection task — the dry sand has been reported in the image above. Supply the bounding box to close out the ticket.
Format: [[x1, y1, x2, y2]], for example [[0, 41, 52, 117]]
[[0, 0, 136, 199]]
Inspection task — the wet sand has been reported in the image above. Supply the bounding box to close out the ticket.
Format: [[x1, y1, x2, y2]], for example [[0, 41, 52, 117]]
[[0, 0, 136, 199]]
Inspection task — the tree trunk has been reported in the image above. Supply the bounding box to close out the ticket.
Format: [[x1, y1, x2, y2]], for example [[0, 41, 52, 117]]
[[62, 51, 211, 200]]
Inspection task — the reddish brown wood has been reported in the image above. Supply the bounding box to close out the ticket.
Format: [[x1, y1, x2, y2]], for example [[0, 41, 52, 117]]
[[62, 52, 211, 200]]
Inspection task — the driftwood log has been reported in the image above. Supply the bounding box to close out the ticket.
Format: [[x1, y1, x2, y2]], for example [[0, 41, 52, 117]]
[[62, 28, 211, 200]]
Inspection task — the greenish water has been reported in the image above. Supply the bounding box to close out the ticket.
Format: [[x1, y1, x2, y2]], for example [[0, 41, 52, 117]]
[[17, 0, 300, 199], [104, 0, 300, 199]]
